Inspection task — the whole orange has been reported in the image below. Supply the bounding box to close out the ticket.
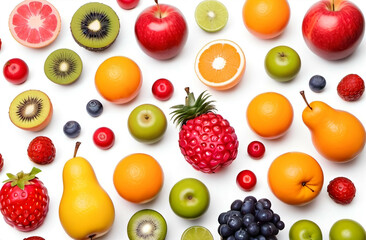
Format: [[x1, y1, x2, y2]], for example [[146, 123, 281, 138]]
[[246, 92, 293, 139], [95, 56, 142, 104], [113, 153, 163, 204], [268, 152, 324, 205], [242, 0, 290, 39]]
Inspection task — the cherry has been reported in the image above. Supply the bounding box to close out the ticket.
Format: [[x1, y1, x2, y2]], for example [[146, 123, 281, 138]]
[[236, 170, 257, 191], [247, 141, 265, 159], [152, 78, 174, 101], [93, 127, 115, 150], [3, 58, 29, 85], [116, 0, 139, 10]]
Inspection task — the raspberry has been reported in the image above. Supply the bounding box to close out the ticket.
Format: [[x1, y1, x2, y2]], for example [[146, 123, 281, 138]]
[[327, 177, 356, 205], [337, 74, 365, 101], [27, 136, 56, 165], [24, 237, 45, 240]]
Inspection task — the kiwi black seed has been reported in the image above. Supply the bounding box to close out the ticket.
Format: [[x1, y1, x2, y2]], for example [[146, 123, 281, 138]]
[[44, 48, 83, 85], [127, 209, 167, 240], [9, 90, 53, 131], [70, 2, 120, 51]]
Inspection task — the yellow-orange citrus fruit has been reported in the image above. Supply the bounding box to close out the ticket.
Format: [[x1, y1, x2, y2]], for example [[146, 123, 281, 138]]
[[95, 56, 142, 104], [195, 39, 246, 90], [242, 0, 290, 39], [246, 92, 293, 139], [268, 152, 324, 205], [113, 153, 163, 204]]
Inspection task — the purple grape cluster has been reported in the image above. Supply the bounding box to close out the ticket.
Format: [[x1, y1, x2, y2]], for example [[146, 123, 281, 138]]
[[218, 196, 285, 240]]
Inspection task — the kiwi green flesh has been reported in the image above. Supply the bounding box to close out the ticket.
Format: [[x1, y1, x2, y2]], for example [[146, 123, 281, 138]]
[[70, 2, 120, 51], [9, 90, 52, 130], [127, 209, 167, 240], [44, 48, 82, 85]]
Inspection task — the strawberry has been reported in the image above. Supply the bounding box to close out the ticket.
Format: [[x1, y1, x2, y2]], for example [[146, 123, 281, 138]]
[[0, 167, 49, 231], [27, 136, 56, 165], [0, 154, 3, 172], [337, 74, 365, 101], [24, 237, 45, 240], [327, 177, 356, 205], [171, 88, 238, 173]]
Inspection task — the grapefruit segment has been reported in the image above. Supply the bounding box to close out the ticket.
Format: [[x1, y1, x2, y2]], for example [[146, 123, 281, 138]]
[[195, 39, 246, 90], [9, 0, 61, 48]]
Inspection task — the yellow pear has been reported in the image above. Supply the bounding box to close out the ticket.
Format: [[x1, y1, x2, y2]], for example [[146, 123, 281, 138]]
[[59, 142, 115, 239], [301, 91, 365, 162]]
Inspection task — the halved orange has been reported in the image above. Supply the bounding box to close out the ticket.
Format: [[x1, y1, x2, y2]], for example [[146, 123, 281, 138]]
[[194, 39, 246, 90]]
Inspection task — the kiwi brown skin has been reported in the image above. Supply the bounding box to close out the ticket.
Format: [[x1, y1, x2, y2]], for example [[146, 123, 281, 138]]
[[9, 90, 53, 132]]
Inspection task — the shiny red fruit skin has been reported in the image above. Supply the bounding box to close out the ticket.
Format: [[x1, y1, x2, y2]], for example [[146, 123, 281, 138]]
[[3, 58, 29, 85], [135, 4, 188, 60], [327, 177, 356, 204], [302, 0, 364, 60], [178, 112, 238, 173], [27, 136, 56, 165], [0, 178, 49, 232], [117, 0, 139, 10], [152, 78, 174, 101], [247, 141, 265, 159], [93, 127, 115, 150], [23, 237, 45, 240], [236, 170, 257, 191]]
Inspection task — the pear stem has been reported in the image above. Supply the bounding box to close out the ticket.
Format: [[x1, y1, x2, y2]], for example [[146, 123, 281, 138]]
[[155, 0, 162, 18], [300, 90, 312, 110], [74, 142, 81, 158], [302, 182, 315, 192]]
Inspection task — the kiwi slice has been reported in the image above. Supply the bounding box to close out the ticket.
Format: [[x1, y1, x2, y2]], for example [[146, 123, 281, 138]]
[[127, 209, 167, 240], [9, 90, 53, 131], [44, 48, 83, 85], [70, 2, 120, 51]]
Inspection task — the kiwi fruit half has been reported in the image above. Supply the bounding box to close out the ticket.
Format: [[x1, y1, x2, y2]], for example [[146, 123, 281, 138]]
[[70, 2, 120, 51], [127, 209, 167, 240], [44, 48, 83, 85], [9, 90, 53, 131]]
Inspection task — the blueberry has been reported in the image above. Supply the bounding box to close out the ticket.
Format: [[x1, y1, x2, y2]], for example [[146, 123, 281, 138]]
[[276, 220, 285, 230], [227, 215, 242, 231], [247, 222, 260, 236], [241, 200, 255, 215], [219, 224, 234, 238], [256, 209, 273, 222], [309, 75, 326, 92], [260, 223, 273, 237], [86, 99, 103, 117], [231, 199, 243, 211], [272, 213, 280, 224], [235, 229, 249, 240], [63, 121, 81, 138], [244, 196, 257, 203], [219, 212, 229, 224], [242, 213, 255, 227], [258, 198, 271, 209], [255, 201, 264, 210]]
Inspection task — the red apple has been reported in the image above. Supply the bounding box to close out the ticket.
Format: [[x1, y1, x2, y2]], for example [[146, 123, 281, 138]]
[[117, 0, 139, 10], [135, 0, 188, 60], [302, 0, 364, 60]]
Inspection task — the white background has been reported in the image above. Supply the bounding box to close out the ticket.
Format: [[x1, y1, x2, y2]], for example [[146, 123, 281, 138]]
[[1, 0, 366, 239]]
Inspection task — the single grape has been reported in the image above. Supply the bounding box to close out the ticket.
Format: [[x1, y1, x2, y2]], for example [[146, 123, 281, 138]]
[[219, 224, 234, 238], [243, 213, 255, 227], [258, 198, 271, 209], [247, 222, 260, 236], [255, 201, 264, 210], [257, 235, 266, 240], [272, 213, 280, 224], [256, 209, 273, 222], [260, 223, 274, 237], [244, 196, 257, 203], [231, 199, 243, 211], [276, 221, 285, 230], [218, 212, 228, 224], [235, 229, 249, 240], [241, 200, 255, 215], [228, 215, 242, 231], [227, 236, 236, 240]]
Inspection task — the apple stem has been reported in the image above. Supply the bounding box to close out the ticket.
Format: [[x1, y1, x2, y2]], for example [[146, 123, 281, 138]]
[[155, 0, 162, 18], [302, 182, 315, 192], [74, 142, 81, 158], [332, 0, 335, 11], [300, 90, 312, 110]]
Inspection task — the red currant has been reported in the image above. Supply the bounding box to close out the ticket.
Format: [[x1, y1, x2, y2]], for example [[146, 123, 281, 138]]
[[3, 58, 29, 85], [247, 141, 265, 159], [93, 127, 115, 150], [236, 170, 257, 191], [152, 78, 174, 101]]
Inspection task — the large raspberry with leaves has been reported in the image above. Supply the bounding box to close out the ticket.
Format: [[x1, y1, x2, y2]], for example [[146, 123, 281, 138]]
[[171, 88, 238, 173], [0, 168, 49, 232]]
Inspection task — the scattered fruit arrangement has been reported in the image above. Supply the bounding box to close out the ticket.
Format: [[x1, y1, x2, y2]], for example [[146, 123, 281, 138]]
[[1, 0, 366, 239]]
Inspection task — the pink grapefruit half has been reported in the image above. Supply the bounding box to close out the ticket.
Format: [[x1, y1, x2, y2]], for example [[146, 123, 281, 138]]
[[9, 0, 61, 48]]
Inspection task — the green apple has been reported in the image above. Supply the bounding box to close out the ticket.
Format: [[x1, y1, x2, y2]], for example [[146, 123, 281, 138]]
[[289, 219, 323, 240], [128, 104, 167, 144], [264, 45, 301, 82], [169, 178, 210, 219], [329, 219, 366, 240]]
